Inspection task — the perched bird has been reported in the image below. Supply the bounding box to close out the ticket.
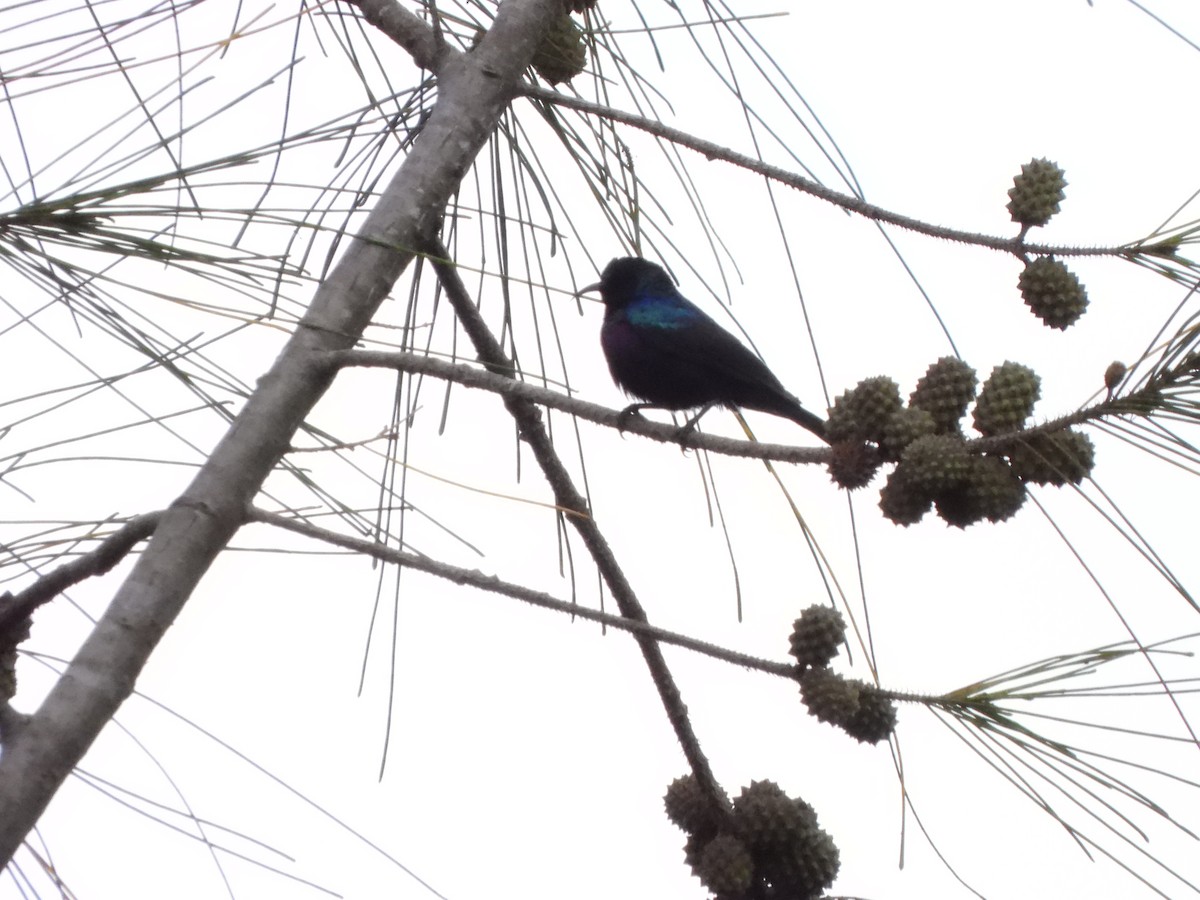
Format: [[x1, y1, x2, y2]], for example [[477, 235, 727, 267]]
[[582, 257, 826, 441]]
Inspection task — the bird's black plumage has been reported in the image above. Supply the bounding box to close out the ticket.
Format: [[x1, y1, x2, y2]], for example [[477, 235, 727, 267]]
[[587, 257, 826, 440]]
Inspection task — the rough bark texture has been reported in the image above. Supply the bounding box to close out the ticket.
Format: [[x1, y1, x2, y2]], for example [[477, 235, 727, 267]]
[[0, 0, 561, 864]]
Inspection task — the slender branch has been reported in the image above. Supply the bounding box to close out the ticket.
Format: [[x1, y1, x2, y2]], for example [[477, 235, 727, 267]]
[[425, 241, 731, 821], [0, 514, 163, 639], [248, 507, 796, 678], [523, 86, 1165, 261], [0, 0, 564, 864], [328, 348, 829, 460], [333, 348, 1174, 460], [345, 0, 449, 72]]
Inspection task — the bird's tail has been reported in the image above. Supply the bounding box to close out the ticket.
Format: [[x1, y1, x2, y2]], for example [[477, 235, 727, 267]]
[[787, 403, 827, 442]]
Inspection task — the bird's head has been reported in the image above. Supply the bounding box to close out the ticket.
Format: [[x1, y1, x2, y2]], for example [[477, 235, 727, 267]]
[[578, 257, 676, 310]]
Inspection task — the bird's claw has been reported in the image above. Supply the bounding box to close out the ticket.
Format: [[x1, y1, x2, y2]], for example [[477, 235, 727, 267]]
[[616, 404, 646, 432], [673, 403, 713, 440], [671, 419, 701, 441]]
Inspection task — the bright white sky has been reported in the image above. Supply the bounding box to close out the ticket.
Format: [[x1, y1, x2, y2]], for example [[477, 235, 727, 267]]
[[5, 1, 1200, 899]]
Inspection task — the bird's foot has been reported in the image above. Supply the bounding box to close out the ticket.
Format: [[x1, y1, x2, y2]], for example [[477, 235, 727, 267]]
[[671, 403, 716, 440], [616, 403, 651, 432], [615, 402, 716, 440]]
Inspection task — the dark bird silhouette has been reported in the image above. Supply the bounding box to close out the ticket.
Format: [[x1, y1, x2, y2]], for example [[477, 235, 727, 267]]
[[582, 257, 826, 441]]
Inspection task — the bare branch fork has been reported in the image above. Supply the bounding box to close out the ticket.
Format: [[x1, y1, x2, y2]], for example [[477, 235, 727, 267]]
[[0, 0, 564, 864]]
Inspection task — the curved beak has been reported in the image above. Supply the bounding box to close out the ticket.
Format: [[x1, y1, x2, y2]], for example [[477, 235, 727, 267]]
[[575, 280, 602, 299]]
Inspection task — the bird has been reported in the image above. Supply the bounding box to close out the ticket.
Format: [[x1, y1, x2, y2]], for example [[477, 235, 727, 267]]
[[581, 257, 826, 441]]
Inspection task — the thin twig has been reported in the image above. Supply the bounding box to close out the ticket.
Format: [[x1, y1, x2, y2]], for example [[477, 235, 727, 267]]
[[425, 238, 732, 820], [0, 513, 163, 638], [523, 86, 1177, 262], [248, 506, 796, 677]]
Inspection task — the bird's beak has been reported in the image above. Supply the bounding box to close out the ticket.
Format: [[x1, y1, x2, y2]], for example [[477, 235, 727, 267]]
[[575, 280, 601, 299]]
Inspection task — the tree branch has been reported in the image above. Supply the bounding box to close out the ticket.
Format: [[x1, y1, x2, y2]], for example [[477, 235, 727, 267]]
[[0, 0, 564, 865], [331, 347, 1173, 460], [248, 507, 796, 679], [0, 514, 163, 641], [328, 348, 829, 461], [344, 0, 448, 73], [425, 240, 732, 824], [524, 86, 1161, 261]]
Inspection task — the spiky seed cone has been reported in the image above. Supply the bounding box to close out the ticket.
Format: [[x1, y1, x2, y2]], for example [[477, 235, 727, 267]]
[[878, 466, 933, 526], [935, 455, 1026, 527], [848, 376, 904, 443], [799, 668, 860, 727], [757, 824, 840, 898], [972, 362, 1041, 435], [910, 357, 977, 434], [899, 434, 971, 494], [1008, 429, 1096, 486], [532, 14, 587, 84], [682, 832, 705, 870], [1018, 257, 1089, 329], [842, 684, 897, 744], [733, 778, 788, 807], [932, 486, 984, 528], [789, 605, 847, 670], [665, 774, 726, 837], [823, 403, 859, 444], [825, 376, 903, 443], [827, 440, 881, 490], [879, 405, 936, 461], [732, 781, 818, 852], [1007, 157, 1067, 228], [969, 454, 1027, 523], [694, 833, 754, 896], [733, 781, 839, 897]]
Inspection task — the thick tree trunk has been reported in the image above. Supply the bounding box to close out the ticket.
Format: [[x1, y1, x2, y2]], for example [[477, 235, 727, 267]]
[[0, 0, 561, 863]]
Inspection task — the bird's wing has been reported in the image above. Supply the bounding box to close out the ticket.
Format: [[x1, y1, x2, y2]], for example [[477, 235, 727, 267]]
[[624, 292, 790, 394], [611, 288, 824, 437]]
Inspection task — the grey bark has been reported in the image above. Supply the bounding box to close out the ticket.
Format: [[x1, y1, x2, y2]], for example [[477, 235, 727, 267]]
[[0, 0, 560, 864]]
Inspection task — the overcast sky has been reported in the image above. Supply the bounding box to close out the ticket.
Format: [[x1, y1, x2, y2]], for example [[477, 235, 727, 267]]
[[5, 1, 1200, 899]]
